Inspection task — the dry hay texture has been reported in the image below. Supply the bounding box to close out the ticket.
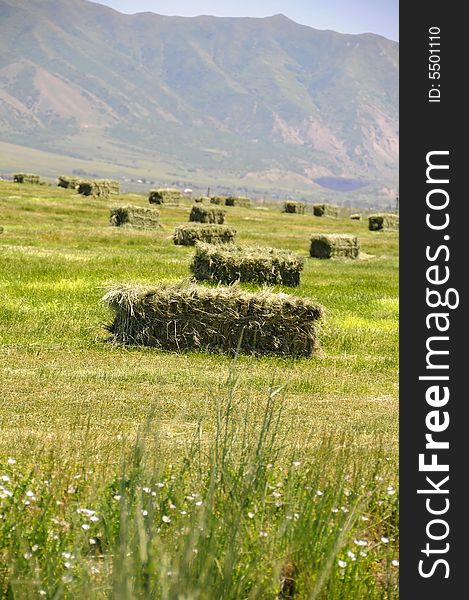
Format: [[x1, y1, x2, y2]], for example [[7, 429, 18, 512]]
[[283, 201, 306, 214], [110, 205, 160, 229], [149, 188, 182, 205], [368, 214, 399, 231], [191, 242, 304, 286], [209, 196, 226, 205], [190, 205, 226, 224], [173, 223, 236, 246], [102, 283, 323, 357], [313, 204, 339, 218], [225, 196, 251, 208], [13, 173, 40, 184], [310, 234, 360, 259], [77, 179, 119, 198], [57, 175, 80, 189], [350, 213, 362, 220]]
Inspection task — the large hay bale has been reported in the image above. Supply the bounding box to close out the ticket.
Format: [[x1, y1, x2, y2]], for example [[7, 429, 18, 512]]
[[313, 204, 339, 218], [190, 205, 226, 224], [57, 175, 80, 189], [13, 173, 40, 184], [173, 224, 236, 246], [149, 188, 182, 205], [350, 213, 362, 220], [110, 205, 160, 229], [77, 179, 111, 198], [191, 242, 304, 286], [225, 196, 251, 208], [102, 283, 323, 357], [310, 234, 360, 259], [368, 214, 399, 231], [283, 201, 305, 214]]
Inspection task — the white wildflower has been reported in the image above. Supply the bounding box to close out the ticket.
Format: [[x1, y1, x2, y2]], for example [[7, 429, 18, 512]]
[[338, 560, 347, 568], [162, 515, 171, 523], [381, 537, 389, 544]]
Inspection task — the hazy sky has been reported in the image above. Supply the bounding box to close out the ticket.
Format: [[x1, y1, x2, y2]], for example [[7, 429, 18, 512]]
[[92, 1, 398, 41]]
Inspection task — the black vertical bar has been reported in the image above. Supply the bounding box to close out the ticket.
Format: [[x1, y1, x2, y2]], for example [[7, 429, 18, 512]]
[[400, 2, 466, 597]]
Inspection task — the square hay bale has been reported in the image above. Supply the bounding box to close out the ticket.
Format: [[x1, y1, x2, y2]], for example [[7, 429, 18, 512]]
[[350, 213, 362, 220], [191, 242, 304, 286], [13, 173, 40, 184], [149, 188, 182, 205], [368, 214, 399, 231], [77, 179, 111, 198], [173, 224, 236, 246], [313, 204, 339, 218], [190, 205, 226, 224], [107, 179, 120, 194], [57, 175, 80, 189], [225, 196, 251, 208], [102, 283, 323, 357], [283, 201, 306, 214], [209, 196, 226, 205], [310, 234, 360, 259], [110, 205, 160, 229]]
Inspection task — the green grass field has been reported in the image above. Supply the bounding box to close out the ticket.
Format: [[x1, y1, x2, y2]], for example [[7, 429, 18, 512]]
[[0, 181, 398, 598]]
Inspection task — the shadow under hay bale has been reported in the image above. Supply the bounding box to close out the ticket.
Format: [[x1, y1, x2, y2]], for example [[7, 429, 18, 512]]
[[368, 213, 399, 231], [191, 242, 304, 286], [350, 213, 362, 220], [57, 175, 80, 189], [310, 234, 360, 259], [225, 196, 251, 208], [313, 203, 339, 218], [173, 224, 236, 246], [190, 205, 226, 224], [149, 188, 182, 205], [110, 205, 160, 229], [102, 283, 323, 357], [13, 173, 40, 184], [283, 201, 306, 214]]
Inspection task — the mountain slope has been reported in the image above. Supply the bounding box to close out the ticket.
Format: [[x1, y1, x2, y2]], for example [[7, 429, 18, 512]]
[[0, 0, 398, 202]]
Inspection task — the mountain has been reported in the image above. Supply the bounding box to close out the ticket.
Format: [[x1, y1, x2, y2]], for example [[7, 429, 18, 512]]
[[0, 0, 398, 205]]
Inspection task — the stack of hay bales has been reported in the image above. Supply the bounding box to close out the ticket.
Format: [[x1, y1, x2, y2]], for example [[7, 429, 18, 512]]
[[191, 242, 304, 286], [149, 188, 182, 205], [13, 173, 40, 184], [57, 175, 80, 189], [190, 205, 226, 224], [173, 224, 236, 246], [102, 283, 323, 357], [310, 234, 360, 259], [283, 201, 306, 214], [350, 213, 362, 220], [368, 214, 399, 231], [225, 196, 251, 208], [313, 203, 339, 218], [209, 196, 226, 205], [110, 205, 160, 229], [77, 179, 113, 198]]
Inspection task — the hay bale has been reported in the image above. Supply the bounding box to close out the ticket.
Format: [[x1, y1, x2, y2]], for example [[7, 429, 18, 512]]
[[77, 179, 111, 198], [225, 196, 251, 208], [313, 204, 339, 218], [209, 196, 226, 205], [57, 175, 80, 189], [173, 224, 236, 246], [190, 205, 226, 224], [13, 173, 40, 184], [149, 188, 182, 205], [283, 201, 306, 214], [310, 234, 360, 259], [350, 213, 362, 220], [107, 180, 120, 195], [102, 283, 323, 357], [194, 197, 204, 203], [368, 214, 399, 231], [110, 205, 160, 229], [191, 242, 304, 286]]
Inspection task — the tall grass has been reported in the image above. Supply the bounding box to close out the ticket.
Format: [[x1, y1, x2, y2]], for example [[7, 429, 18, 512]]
[[0, 372, 398, 599]]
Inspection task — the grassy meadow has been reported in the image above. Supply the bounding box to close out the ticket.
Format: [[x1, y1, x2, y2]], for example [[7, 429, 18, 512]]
[[0, 181, 398, 598]]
